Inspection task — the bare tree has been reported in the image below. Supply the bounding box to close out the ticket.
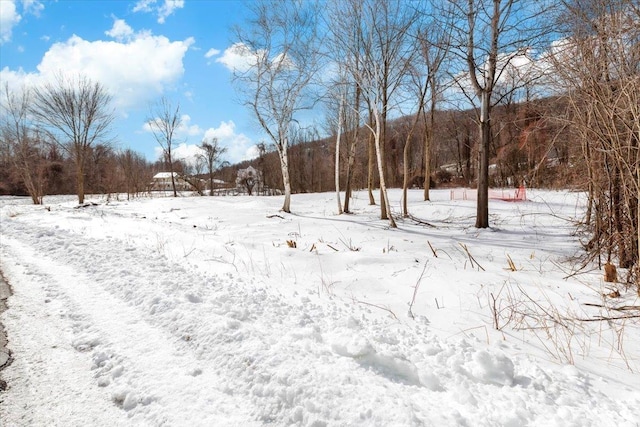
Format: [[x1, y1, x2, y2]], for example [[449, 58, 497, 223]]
[[400, 9, 450, 216], [199, 136, 227, 195], [118, 148, 151, 200], [325, 1, 366, 214], [30, 74, 114, 204], [234, 0, 321, 213], [330, 0, 420, 227], [363, 0, 419, 226], [331, 78, 346, 214], [551, 0, 640, 279], [0, 84, 49, 204], [400, 68, 427, 217], [445, 0, 551, 228], [417, 9, 451, 202], [146, 97, 182, 197]]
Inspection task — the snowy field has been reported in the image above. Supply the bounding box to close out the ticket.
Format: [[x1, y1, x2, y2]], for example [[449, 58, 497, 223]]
[[0, 189, 639, 426]]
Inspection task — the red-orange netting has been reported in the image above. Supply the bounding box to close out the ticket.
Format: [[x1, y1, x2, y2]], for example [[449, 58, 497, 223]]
[[450, 186, 527, 202]]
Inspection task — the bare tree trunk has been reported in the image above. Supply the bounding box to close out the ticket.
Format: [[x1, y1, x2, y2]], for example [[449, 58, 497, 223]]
[[335, 95, 344, 215], [367, 121, 376, 205], [343, 130, 358, 213], [76, 155, 85, 204], [279, 146, 292, 213], [170, 166, 177, 197], [423, 105, 435, 201], [372, 108, 396, 228], [403, 104, 424, 217], [423, 129, 432, 201], [476, 90, 491, 228], [402, 134, 411, 217], [343, 85, 361, 214]]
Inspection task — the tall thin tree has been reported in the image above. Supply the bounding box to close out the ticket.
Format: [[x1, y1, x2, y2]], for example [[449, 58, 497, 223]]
[[146, 97, 182, 197], [234, 0, 321, 213]]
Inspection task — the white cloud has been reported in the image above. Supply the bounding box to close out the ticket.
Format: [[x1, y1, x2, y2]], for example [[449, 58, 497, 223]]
[[205, 48, 220, 58], [0, 23, 195, 110], [0, 0, 21, 44], [0, 66, 39, 91], [147, 119, 256, 164], [133, 0, 184, 24], [143, 114, 203, 137], [0, 0, 45, 44], [132, 0, 154, 13], [216, 42, 295, 75], [203, 121, 257, 163], [177, 114, 204, 137], [216, 42, 263, 72], [154, 142, 204, 166], [205, 48, 221, 65], [105, 18, 134, 42], [174, 142, 204, 161], [22, 0, 44, 16], [204, 121, 236, 139]]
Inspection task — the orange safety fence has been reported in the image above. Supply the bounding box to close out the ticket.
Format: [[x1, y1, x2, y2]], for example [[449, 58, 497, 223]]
[[450, 186, 527, 202]]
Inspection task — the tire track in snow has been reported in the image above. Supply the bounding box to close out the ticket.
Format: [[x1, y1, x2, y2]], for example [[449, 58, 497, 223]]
[[0, 235, 257, 426], [0, 245, 133, 426], [2, 219, 445, 425]]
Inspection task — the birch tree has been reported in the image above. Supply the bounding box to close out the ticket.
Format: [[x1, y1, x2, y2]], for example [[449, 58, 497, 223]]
[[326, 0, 366, 214], [333, 80, 346, 214], [234, 0, 320, 213], [30, 74, 114, 204], [332, 0, 419, 227]]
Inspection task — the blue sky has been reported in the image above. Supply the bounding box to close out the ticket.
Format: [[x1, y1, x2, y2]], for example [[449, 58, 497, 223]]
[[0, 0, 265, 164]]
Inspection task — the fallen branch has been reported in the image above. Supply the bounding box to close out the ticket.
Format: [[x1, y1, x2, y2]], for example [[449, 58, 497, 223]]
[[408, 214, 436, 228], [573, 314, 640, 322], [582, 303, 640, 312]]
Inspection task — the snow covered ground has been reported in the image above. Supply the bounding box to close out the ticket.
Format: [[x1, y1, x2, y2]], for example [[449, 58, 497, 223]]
[[0, 189, 638, 426]]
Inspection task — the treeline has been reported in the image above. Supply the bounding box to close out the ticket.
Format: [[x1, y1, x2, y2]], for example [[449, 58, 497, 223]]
[[222, 95, 574, 195], [0, 142, 152, 201]]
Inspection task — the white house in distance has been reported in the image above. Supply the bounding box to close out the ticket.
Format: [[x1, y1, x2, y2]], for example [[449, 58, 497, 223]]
[[150, 172, 192, 192]]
